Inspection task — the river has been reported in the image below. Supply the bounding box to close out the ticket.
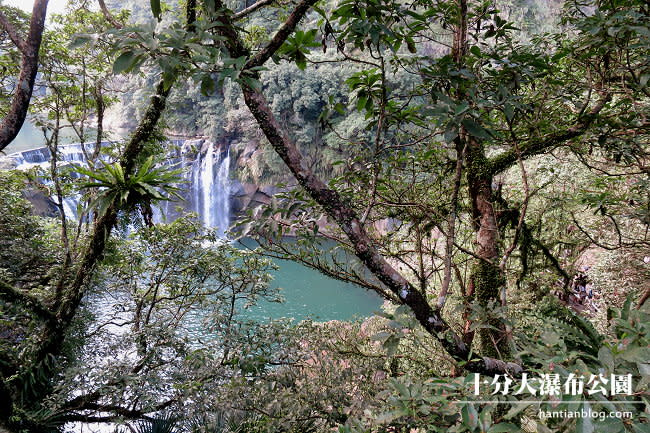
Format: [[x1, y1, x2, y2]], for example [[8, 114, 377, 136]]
[[8, 122, 383, 321]]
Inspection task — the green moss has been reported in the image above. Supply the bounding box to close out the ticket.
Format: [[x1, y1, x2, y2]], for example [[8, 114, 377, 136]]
[[472, 261, 505, 304], [471, 261, 509, 359]]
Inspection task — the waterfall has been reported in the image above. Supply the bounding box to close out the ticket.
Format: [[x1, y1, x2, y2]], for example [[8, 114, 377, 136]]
[[214, 150, 231, 237], [10, 143, 96, 220], [200, 143, 215, 228], [7, 140, 232, 237], [12, 143, 91, 170], [188, 142, 230, 237]]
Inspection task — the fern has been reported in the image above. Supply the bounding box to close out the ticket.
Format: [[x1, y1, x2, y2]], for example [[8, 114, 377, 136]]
[[534, 295, 603, 363]]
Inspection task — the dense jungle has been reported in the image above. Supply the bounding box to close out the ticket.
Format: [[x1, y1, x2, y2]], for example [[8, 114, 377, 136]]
[[0, 0, 648, 431]]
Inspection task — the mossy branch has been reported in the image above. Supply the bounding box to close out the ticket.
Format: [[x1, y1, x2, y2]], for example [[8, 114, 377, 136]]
[[487, 91, 611, 176]]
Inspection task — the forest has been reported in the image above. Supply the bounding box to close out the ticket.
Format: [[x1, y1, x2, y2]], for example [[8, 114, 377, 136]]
[[0, 0, 648, 432]]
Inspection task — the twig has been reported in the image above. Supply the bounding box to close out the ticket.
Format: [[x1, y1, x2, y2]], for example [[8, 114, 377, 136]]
[[232, 0, 275, 20], [437, 142, 465, 311]]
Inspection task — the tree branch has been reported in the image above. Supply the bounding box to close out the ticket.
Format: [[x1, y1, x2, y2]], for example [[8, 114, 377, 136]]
[[60, 398, 175, 421], [0, 279, 55, 323], [244, 0, 318, 69], [214, 4, 522, 376], [499, 157, 530, 270], [638, 287, 650, 309], [0, 8, 28, 54], [487, 91, 612, 176], [437, 142, 464, 311], [96, 0, 123, 29], [232, 0, 275, 21], [0, 0, 49, 151]]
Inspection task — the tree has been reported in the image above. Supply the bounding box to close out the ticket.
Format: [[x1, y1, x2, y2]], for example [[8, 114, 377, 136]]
[[47, 218, 287, 427], [154, 0, 647, 375], [0, 1, 193, 428], [1, 0, 648, 429], [0, 0, 49, 150]]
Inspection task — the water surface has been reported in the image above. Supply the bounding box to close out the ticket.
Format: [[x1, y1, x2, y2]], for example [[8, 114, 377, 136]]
[[242, 254, 383, 321]]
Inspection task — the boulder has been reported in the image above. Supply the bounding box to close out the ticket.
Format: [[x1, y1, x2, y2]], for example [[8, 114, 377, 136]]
[[23, 188, 59, 217], [181, 139, 204, 157], [200, 140, 213, 155], [251, 190, 272, 206]]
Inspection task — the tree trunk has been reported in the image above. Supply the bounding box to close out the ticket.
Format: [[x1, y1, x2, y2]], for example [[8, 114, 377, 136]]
[[466, 137, 509, 358], [0, 0, 49, 151], [212, 0, 521, 375]]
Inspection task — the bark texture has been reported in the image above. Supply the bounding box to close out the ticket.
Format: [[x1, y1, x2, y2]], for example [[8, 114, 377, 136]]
[[0, 0, 49, 151], [466, 137, 508, 358]]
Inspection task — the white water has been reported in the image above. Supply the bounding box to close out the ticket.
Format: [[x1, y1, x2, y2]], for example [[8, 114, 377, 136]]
[[184, 141, 231, 236], [10, 143, 97, 220], [215, 150, 231, 237], [7, 140, 231, 235]]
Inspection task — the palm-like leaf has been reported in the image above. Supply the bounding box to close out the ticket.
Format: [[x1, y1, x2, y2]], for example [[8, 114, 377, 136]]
[[75, 156, 184, 217]]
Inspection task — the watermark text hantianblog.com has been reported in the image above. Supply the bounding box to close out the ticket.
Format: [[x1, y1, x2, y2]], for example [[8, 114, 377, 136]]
[[538, 409, 633, 421]]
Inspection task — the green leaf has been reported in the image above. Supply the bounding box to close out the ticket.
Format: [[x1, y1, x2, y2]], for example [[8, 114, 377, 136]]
[[640, 74, 650, 88], [150, 0, 162, 20], [503, 401, 532, 419], [137, 157, 154, 177], [462, 118, 492, 140], [598, 346, 614, 370], [371, 331, 391, 342], [162, 71, 176, 91], [454, 102, 469, 116], [575, 401, 595, 433], [406, 37, 416, 53], [461, 403, 479, 430], [68, 33, 94, 49], [488, 423, 521, 433], [632, 422, 650, 433], [295, 54, 307, 70], [357, 95, 368, 112], [619, 346, 650, 363], [444, 125, 459, 143], [113, 51, 137, 74], [594, 417, 626, 433], [200, 75, 215, 96]]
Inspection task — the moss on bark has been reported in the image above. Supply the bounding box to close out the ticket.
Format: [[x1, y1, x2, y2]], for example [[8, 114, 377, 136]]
[[471, 260, 508, 359]]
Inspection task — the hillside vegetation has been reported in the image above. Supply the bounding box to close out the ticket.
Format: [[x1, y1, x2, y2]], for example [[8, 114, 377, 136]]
[[0, 0, 648, 432]]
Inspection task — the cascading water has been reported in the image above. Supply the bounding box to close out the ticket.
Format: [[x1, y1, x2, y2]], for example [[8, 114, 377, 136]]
[[200, 143, 215, 228], [188, 142, 231, 237], [10, 143, 98, 220], [7, 140, 231, 236], [214, 150, 231, 237]]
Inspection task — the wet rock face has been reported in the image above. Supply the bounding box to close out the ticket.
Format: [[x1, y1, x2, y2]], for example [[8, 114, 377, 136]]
[[180, 139, 205, 157], [229, 181, 277, 214], [23, 188, 59, 217], [229, 181, 257, 213]]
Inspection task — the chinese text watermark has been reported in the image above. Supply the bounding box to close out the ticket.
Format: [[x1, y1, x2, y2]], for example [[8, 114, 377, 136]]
[[473, 373, 634, 397]]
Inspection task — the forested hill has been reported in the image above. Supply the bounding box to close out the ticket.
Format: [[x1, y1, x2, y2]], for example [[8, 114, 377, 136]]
[[104, 0, 565, 186], [0, 0, 648, 431]]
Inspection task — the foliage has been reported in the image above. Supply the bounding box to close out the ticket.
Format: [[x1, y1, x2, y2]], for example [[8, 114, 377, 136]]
[[76, 156, 183, 220], [0, 5, 29, 111], [39, 216, 294, 426], [1, 0, 650, 431], [0, 171, 60, 287], [329, 299, 649, 433]]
